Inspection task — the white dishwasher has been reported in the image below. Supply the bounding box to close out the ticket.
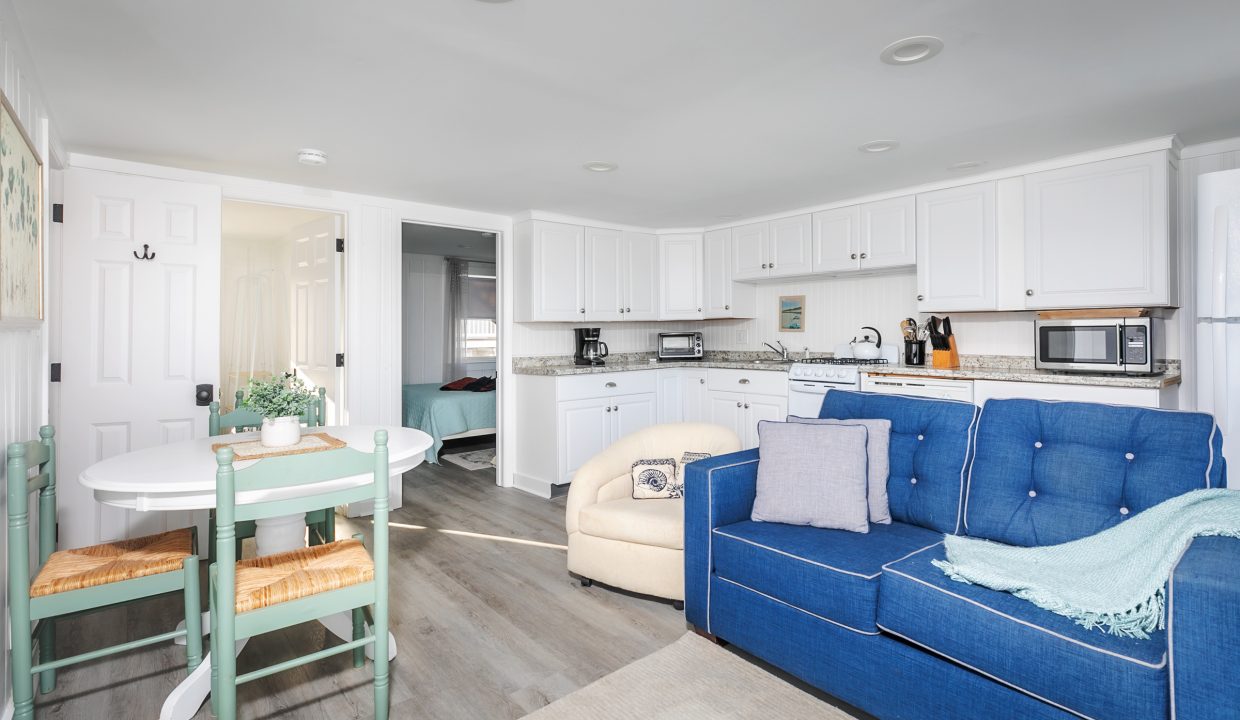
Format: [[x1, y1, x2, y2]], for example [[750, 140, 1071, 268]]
[[860, 374, 974, 403]]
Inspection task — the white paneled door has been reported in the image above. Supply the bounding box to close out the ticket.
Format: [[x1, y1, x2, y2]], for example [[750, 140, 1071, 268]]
[[289, 215, 343, 423], [60, 168, 221, 546]]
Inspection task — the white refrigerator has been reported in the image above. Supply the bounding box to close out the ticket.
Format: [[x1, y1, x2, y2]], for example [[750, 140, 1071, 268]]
[[1196, 168, 1240, 483]]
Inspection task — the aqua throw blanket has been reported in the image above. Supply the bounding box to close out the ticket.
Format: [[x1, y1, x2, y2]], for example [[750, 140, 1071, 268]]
[[933, 489, 1240, 639]]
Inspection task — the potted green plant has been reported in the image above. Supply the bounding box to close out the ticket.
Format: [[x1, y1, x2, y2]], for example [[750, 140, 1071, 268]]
[[243, 374, 315, 448]]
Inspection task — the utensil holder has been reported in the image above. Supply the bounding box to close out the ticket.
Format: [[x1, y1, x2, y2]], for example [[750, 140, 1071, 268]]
[[903, 340, 926, 366], [932, 335, 960, 370]]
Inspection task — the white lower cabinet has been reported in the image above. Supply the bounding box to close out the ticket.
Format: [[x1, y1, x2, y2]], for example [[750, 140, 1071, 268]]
[[657, 368, 710, 423], [555, 390, 655, 485], [972, 379, 1175, 409], [707, 390, 787, 449]]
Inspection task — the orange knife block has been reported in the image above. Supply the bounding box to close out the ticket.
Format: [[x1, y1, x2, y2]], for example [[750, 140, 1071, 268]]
[[932, 335, 960, 370]]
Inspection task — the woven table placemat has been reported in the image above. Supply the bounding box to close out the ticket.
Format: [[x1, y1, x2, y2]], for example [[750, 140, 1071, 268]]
[[211, 432, 346, 461]]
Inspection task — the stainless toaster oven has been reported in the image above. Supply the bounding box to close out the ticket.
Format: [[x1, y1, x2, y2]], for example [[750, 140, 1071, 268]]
[[658, 332, 704, 360]]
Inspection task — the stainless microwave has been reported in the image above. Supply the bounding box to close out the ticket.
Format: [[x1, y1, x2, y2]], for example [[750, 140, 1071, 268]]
[[1034, 317, 1161, 375], [658, 332, 704, 360]]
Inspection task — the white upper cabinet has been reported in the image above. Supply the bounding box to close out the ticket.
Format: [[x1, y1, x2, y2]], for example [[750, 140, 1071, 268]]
[[1023, 151, 1173, 309], [516, 220, 584, 322], [812, 206, 861, 273], [768, 214, 813, 277], [861, 196, 917, 269], [658, 233, 704, 319], [622, 231, 659, 320], [583, 226, 624, 321], [704, 228, 756, 318], [916, 182, 997, 312], [731, 221, 768, 280]]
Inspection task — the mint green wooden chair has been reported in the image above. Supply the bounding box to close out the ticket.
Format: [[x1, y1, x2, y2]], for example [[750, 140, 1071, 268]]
[[7, 426, 202, 720], [208, 430, 391, 720], [208, 386, 335, 559]]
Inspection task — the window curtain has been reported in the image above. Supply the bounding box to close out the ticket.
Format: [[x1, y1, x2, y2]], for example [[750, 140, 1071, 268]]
[[444, 258, 496, 381]]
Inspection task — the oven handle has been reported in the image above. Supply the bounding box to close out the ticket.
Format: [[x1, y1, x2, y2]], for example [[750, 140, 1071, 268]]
[[1116, 324, 1125, 366]]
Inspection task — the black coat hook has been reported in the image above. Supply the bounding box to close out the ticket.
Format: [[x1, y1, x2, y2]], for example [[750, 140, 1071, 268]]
[[133, 244, 156, 260]]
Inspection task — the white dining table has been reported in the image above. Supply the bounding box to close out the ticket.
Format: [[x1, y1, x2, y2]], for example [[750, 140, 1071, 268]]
[[78, 424, 433, 720]]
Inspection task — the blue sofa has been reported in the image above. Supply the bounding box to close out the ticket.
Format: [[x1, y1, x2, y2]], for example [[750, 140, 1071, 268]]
[[685, 392, 1233, 720]]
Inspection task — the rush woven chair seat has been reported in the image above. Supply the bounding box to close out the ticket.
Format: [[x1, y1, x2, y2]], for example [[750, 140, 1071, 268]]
[[209, 429, 393, 720], [233, 538, 373, 613], [30, 528, 193, 597], [7, 426, 201, 720]]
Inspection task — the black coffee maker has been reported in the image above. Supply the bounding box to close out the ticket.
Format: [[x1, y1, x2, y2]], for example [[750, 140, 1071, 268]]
[[574, 328, 609, 366]]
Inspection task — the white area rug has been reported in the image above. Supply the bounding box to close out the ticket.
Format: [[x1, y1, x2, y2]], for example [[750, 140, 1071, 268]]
[[442, 447, 497, 471], [522, 633, 857, 719]]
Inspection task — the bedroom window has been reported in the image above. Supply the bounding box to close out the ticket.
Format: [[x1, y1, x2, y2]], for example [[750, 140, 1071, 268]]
[[464, 318, 497, 358], [447, 259, 498, 374]]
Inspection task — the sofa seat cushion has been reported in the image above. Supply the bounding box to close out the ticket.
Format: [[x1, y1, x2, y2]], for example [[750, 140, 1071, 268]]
[[578, 498, 683, 550], [877, 544, 1167, 720], [712, 519, 942, 634]]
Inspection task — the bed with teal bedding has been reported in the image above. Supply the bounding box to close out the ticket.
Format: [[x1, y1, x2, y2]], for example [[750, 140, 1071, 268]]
[[402, 383, 497, 463]]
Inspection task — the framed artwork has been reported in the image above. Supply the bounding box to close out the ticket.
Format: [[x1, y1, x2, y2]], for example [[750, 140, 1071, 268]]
[[0, 88, 42, 321], [778, 295, 804, 332]]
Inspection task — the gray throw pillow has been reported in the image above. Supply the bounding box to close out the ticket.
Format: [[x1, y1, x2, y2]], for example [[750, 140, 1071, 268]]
[[787, 416, 893, 525], [751, 421, 870, 533]]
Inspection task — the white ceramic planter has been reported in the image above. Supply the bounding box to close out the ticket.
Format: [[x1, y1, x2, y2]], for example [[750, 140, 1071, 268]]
[[260, 416, 302, 448]]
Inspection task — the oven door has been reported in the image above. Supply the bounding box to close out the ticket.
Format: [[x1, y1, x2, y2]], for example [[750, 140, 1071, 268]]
[[1035, 320, 1123, 372], [787, 380, 832, 418]]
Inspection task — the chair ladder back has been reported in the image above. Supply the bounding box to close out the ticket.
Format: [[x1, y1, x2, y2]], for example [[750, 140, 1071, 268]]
[[7, 426, 57, 582]]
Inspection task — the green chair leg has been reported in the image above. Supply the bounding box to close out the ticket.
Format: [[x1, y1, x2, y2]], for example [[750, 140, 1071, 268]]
[[323, 510, 336, 543], [209, 575, 219, 717], [38, 617, 55, 694], [183, 555, 202, 672], [352, 607, 365, 668]]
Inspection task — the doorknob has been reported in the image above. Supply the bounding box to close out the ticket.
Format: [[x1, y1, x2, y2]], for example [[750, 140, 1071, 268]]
[[613, 405, 618, 411], [736, 401, 742, 407], [195, 383, 214, 407]]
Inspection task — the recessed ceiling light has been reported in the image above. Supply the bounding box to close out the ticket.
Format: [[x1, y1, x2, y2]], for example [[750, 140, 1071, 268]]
[[297, 148, 328, 166], [949, 160, 986, 171], [880, 36, 944, 65], [859, 140, 899, 154], [582, 161, 618, 173]]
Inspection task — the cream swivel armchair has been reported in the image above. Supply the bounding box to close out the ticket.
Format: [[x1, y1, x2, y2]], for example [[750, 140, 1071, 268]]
[[566, 422, 742, 607]]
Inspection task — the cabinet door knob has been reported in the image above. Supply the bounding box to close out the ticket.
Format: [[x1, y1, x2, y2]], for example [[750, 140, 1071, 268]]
[[1026, 289, 1034, 296], [580, 308, 586, 313], [605, 381, 617, 388], [736, 401, 742, 407], [626, 307, 631, 313], [613, 405, 618, 411], [850, 253, 857, 260], [769, 263, 775, 269], [744, 403, 750, 409], [699, 378, 705, 384], [859, 253, 867, 260], [917, 294, 925, 301], [739, 378, 750, 384], [697, 307, 702, 312], [725, 304, 730, 310], [761, 263, 767, 269], [619, 308, 624, 314], [605, 406, 611, 413]]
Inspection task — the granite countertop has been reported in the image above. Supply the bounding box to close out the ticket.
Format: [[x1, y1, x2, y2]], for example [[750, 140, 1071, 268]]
[[860, 362, 1181, 389], [514, 352, 1182, 389], [513, 352, 798, 376]]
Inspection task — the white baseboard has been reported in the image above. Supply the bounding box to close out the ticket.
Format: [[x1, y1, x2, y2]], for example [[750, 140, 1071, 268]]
[[512, 472, 552, 499]]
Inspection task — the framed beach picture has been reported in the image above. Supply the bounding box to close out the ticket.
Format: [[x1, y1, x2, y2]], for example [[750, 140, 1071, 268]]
[[778, 295, 804, 332], [0, 88, 42, 322]]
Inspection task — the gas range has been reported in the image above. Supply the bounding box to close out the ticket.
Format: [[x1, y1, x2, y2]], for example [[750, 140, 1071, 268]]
[[788, 358, 888, 384]]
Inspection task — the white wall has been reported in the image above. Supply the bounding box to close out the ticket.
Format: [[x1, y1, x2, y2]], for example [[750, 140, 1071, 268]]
[[402, 253, 447, 384]]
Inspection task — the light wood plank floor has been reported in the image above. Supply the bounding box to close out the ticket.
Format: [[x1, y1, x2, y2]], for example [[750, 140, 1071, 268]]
[[34, 440, 688, 719]]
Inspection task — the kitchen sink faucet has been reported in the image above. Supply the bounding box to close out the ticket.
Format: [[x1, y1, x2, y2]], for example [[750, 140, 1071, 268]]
[[763, 341, 789, 361]]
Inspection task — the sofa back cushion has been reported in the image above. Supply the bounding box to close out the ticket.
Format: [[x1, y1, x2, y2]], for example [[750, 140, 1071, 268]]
[[966, 399, 1226, 546], [819, 390, 978, 534]]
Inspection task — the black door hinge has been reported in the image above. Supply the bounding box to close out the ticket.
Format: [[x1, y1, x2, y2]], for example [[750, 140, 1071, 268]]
[[52, 204, 63, 223], [335, 353, 345, 368], [336, 238, 344, 253], [49, 363, 61, 382]]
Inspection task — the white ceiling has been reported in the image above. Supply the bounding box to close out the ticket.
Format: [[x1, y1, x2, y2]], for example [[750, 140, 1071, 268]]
[[222, 200, 335, 242], [17, 1, 1240, 227], [402, 222, 497, 261]]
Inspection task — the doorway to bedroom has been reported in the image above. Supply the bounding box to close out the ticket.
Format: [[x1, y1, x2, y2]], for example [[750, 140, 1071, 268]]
[[401, 222, 499, 473]]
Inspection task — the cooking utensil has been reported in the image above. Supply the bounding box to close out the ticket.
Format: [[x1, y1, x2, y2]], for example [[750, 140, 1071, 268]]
[[900, 318, 918, 342]]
